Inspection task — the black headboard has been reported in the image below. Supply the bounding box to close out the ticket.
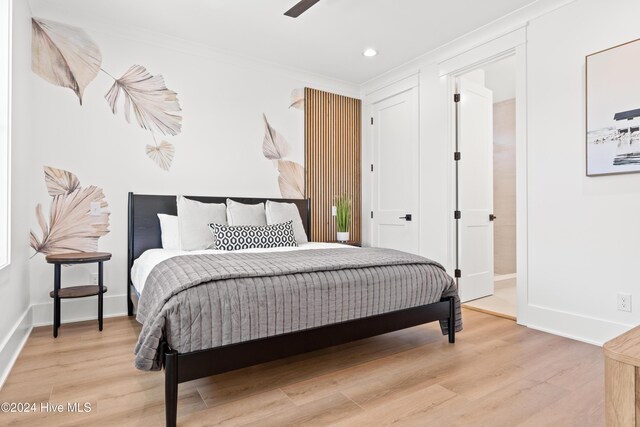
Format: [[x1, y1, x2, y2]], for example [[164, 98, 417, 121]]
[[127, 192, 311, 275]]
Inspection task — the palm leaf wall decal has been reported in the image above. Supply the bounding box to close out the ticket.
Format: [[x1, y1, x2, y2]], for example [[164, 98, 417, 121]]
[[30, 186, 110, 256], [289, 88, 305, 109], [262, 114, 289, 160], [105, 65, 182, 136], [277, 160, 305, 199], [30, 204, 49, 251], [44, 166, 80, 196], [146, 141, 175, 171], [31, 18, 102, 104]]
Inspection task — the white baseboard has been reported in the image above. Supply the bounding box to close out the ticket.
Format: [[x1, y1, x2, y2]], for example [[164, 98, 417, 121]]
[[0, 307, 33, 390], [524, 304, 633, 346], [31, 293, 129, 327]]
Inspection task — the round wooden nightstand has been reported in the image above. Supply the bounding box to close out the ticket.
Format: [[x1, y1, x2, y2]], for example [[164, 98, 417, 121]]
[[45, 252, 112, 338]]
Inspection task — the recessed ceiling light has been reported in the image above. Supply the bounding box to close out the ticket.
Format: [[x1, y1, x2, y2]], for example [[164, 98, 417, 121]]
[[363, 48, 378, 57]]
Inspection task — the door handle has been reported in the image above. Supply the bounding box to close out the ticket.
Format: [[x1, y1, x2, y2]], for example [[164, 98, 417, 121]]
[[489, 214, 497, 221], [399, 214, 412, 221]]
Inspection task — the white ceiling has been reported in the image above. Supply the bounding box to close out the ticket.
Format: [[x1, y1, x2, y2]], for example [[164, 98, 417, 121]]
[[28, 0, 540, 84]]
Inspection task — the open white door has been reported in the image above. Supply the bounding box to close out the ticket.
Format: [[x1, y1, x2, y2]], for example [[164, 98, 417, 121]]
[[371, 87, 420, 254], [456, 77, 494, 302]]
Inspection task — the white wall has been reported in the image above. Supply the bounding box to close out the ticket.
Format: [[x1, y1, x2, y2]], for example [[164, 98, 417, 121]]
[[26, 16, 359, 325], [363, 0, 640, 345], [0, 0, 34, 387], [525, 0, 640, 343]]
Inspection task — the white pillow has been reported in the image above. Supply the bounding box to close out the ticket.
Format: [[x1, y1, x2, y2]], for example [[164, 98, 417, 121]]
[[157, 214, 180, 250], [177, 196, 227, 250], [226, 199, 267, 226], [265, 200, 308, 244]]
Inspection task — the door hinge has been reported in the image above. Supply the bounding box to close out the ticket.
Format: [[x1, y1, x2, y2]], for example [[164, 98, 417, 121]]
[[454, 269, 462, 278], [454, 152, 461, 161], [371, 117, 374, 125], [370, 164, 374, 172], [371, 211, 374, 219], [454, 93, 460, 103], [454, 210, 461, 219]]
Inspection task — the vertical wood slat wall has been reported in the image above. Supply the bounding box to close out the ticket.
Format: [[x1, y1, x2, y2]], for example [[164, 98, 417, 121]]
[[304, 88, 361, 243]]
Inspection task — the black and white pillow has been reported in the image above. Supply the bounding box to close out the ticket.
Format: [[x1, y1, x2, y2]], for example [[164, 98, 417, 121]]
[[209, 220, 298, 251]]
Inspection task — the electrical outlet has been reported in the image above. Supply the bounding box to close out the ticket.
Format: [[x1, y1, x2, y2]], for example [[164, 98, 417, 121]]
[[90, 273, 99, 286], [617, 293, 632, 312], [331, 206, 337, 217], [90, 202, 101, 216]]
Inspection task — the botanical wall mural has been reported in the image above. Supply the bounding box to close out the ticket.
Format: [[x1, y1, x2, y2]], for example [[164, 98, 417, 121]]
[[31, 16, 314, 201], [262, 88, 305, 199], [31, 18, 182, 171], [30, 166, 110, 256], [289, 88, 305, 109]]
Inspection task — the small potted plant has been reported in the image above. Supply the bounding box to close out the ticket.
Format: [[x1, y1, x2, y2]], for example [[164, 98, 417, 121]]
[[334, 194, 351, 243]]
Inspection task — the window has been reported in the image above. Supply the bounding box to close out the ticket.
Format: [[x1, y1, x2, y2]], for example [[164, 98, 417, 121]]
[[0, 0, 11, 269]]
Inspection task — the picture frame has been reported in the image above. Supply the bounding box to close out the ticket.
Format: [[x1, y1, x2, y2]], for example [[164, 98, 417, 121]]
[[586, 38, 640, 176]]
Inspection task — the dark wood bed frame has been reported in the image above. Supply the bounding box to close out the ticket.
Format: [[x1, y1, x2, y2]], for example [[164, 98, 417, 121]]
[[127, 192, 456, 427]]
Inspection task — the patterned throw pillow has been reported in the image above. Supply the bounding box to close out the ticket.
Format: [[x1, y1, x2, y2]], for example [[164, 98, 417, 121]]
[[209, 220, 298, 251]]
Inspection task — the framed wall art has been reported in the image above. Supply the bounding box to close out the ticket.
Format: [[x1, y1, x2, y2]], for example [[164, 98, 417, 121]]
[[586, 38, 640, 176]]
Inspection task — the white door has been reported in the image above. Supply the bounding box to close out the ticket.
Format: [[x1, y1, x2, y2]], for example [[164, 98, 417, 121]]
[[371, 87, 420, 254], [457, 77, 494, 302]]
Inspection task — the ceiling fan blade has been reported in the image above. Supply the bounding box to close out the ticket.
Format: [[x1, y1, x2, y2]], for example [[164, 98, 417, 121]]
[[284, 0, 320, 18]]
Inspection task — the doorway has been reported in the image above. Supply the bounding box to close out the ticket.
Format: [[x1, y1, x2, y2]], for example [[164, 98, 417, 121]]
[[456, 55, 518, 320]]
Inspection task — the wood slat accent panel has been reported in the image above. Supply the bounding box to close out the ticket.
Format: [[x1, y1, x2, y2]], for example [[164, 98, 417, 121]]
[[305, 88, 361, 244]]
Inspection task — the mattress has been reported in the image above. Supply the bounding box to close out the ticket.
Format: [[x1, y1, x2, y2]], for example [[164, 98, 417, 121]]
[[130, 242, 356, 295]]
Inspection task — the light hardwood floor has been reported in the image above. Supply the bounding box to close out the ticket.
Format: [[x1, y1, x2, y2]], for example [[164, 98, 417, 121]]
[[0, 309, 604, 426]]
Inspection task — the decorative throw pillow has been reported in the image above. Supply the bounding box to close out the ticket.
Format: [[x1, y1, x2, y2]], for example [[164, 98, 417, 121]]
[[177, 196, 227, 250], [265, 200, 308, 244], [209, 221, 298, 251], [157, 214, 180, 250], [226, 199, 267, 226]]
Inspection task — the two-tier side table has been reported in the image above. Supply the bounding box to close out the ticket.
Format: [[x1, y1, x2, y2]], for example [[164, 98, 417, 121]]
[[45, 252, 112, 338]]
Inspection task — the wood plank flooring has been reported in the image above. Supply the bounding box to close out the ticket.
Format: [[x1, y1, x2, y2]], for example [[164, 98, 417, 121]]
[[0, 309, 604, 426]]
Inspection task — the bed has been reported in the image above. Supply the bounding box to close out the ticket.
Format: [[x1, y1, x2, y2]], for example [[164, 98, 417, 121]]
[[127, 193, 461, 427]]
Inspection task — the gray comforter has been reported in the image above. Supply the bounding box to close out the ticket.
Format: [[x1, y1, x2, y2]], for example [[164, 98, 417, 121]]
[[134, 247, 461, 371]]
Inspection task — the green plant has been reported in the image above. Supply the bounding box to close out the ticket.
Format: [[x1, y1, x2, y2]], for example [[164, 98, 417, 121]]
[[334, 194, 351, 233]]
